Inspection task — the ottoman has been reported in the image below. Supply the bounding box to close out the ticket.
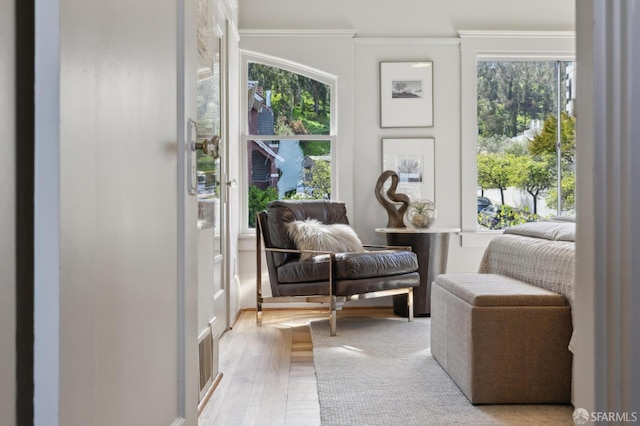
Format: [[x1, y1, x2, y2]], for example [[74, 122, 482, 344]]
[[431, 273, 572, 404]]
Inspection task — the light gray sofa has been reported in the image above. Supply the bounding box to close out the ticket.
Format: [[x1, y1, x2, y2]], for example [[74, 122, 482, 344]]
[[431, 221, 575, 404]]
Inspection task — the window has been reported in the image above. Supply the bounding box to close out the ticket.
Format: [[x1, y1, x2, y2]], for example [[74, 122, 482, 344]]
[[458, 31, 576, 239], [476, 61, 576, 230], [242, 53, 335, 229]]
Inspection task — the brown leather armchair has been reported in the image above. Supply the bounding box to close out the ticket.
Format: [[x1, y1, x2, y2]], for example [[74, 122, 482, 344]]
[[256, 200, 420, 335]]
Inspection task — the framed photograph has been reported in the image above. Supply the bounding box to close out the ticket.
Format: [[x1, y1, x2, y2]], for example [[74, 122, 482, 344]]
[[380, 61, 433, 128], [382, 138, 435, 203]]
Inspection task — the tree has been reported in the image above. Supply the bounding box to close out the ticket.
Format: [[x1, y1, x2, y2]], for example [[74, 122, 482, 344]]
[[300, 160, 331, 199], [477, 61, 566, 138], [511, 156, 554, 214], [545, 172, 576, 212], [477, 135, 511, 154], [528, 112, 576, 163], [248, 62, 330, 130], [248, 185, 278, 228], [393, 82, 407, 95], [477, 153, 514, 204]]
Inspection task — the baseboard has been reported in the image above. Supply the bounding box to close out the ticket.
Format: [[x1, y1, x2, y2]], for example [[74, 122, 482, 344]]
[[230, 308, 243, 329], [243, 306, 394, 312], [197, 372, 223, 415]]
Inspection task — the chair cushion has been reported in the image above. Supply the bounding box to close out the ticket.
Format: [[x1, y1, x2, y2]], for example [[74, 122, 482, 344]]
[[277, 250, 418, 283], [286, 219, 366, 261]]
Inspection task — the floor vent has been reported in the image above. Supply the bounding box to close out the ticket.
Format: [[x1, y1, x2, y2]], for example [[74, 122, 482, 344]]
[[198, 331, 213, 401]]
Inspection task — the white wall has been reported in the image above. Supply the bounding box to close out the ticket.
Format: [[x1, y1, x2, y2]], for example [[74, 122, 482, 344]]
[[58, 0, 197, 424], [0, 0, 16, 423], [351, 38, 485, 273]]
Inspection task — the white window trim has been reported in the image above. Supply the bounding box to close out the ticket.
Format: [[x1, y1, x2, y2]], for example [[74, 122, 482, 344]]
[[240, 50, 338, 234], [459, 31, 575, 247]]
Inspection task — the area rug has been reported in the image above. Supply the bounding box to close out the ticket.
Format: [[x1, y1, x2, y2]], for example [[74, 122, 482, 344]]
[[310, 316, 573, 426]]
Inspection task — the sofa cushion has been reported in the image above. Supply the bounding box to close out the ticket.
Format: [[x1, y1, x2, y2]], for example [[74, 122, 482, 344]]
[[277, 250, 418, 283], [434, 273, 567, 307], [287, 219, 365, 261]]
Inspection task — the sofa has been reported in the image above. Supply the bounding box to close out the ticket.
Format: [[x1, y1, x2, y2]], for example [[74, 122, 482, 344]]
[[431, 220, 575, 404]]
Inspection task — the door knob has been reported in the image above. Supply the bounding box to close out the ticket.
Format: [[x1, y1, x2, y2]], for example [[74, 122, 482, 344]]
[[193, 135, 220, 159]]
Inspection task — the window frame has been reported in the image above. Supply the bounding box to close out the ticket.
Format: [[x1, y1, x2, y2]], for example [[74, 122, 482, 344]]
[[459, 31, 575, 247], [240, 50, 337, 234]]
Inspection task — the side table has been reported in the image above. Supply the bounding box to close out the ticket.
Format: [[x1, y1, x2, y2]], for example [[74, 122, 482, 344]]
[[375, 227, 460, 316]]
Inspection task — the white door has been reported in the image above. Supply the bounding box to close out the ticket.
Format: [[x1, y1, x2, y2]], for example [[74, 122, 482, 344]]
[[55, 0, 199, 424], [194, 0, 228, 402]]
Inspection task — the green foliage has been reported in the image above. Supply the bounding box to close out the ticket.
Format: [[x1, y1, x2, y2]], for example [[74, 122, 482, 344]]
[[504, 140, 529, 157], [510, 156, 554, 214], [477, 135, 511, 154], [477, 153, 516, 204], [273, 116, 295, 136], [408, 199, 436, 215], [478, 135, 528, 156], [528, 112, 576, 163], [248, 185, 278, 228], [300, 160, 331, 199], [248, 62, 330, 135], [300, 141, 330, 157], [477, 61, 566, 138], [300, 117, 329, 135], [476, 61, 576, 222], [197, 152, 217, 172], [477, 152, 554, 215], [478, 205, 539, 231], [545, 172, 576, 212]]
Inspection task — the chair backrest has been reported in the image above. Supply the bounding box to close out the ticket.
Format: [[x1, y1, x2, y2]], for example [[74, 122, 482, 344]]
[[260, 200, 350, 268], [257, 200, 350, 297]]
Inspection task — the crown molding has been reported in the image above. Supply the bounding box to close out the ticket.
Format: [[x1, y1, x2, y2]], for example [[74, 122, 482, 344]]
[[239, 29, 357, 38], [353, 37, 460, 46], [458, 30, 575, 39]]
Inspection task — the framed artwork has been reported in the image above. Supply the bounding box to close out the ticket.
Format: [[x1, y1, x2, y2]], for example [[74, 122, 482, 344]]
[[379, 61, 434, 128], [382, 137, 435, 203]]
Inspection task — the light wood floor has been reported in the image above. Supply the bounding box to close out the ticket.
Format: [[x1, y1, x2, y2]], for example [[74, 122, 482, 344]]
[[198, 307, 395, 426]]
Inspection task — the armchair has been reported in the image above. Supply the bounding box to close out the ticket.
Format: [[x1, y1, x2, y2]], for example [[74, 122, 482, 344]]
[[256, 200, 420, 335]]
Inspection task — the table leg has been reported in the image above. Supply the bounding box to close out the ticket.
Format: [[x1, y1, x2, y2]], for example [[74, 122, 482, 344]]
[[388, 232, 450, 317]]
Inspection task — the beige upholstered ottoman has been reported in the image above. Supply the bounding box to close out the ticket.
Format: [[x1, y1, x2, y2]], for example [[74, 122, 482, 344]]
[[431, 273, 572, 404]]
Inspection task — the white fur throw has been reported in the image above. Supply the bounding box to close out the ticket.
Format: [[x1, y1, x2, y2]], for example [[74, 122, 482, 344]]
[[287, 219, 366, 261]]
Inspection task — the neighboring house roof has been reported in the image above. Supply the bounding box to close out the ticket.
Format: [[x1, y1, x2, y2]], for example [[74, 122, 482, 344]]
[[257, 108, 274, 135], [254, 140, 284, 162], [247, 81, 264, 112]]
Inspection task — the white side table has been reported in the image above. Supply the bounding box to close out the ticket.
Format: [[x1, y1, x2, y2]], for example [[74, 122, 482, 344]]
[[375, 227, 461, 316]]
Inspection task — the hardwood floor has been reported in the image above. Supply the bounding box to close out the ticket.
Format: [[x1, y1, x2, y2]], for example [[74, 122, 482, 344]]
[[198, 307, 394, 426]]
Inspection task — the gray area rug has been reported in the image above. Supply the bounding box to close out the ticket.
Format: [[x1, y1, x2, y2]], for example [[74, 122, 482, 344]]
[[310, 316, 573, 426]]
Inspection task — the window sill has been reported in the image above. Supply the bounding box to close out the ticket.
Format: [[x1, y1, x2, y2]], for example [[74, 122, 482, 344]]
[[459, 231, 502, 248]]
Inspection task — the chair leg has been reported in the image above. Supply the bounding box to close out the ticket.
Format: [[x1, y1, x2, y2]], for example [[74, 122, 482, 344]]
[[256, 297, 263, 323], [407, 287, 414, 322], [330, 296, 337, 336]]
